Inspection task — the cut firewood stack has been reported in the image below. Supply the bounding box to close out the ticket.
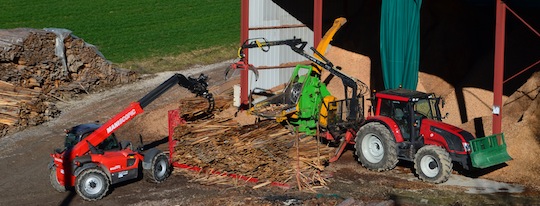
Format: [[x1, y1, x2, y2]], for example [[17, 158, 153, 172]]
[[0, 81, 60, 128], [0, 28, 138, 137], [172, 104, 335, 191]]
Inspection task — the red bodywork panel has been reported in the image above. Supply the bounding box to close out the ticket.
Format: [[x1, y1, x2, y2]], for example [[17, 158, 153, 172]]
[[375, 93, 410, 109], [365, 116, 406, 143], [52, 102, 145, 187], [52, 149, 143, 187], [420, 119, 470, 155]]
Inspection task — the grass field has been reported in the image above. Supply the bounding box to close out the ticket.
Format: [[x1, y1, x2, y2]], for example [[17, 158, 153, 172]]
[[2, 0, 240, 71]]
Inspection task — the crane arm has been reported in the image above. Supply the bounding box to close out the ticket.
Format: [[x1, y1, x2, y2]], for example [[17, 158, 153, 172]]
[[69, 73, 214, 158]]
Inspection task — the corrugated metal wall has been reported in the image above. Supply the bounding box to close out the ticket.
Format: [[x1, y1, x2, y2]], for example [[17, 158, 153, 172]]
[[247, 0, 313, 92]]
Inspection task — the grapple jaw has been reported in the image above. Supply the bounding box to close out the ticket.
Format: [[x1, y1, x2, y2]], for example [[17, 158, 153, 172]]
[[224, 60, 259, 81]]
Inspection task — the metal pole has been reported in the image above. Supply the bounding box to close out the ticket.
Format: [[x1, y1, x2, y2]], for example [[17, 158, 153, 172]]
[[314, 0, 323, 47], [241, 0, 250, 106], [493, 0, 506, 135]]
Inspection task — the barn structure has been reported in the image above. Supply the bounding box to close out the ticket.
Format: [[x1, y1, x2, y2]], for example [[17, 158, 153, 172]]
[[236, 0, 539, 134]]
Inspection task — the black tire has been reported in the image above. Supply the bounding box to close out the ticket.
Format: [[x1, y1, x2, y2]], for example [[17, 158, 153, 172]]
[[355, 122, 398, 171], [75, 168, 110, 201], [414, 145, 453, 184], [49, 166, 66, 192], [144, 152, 171, 183]]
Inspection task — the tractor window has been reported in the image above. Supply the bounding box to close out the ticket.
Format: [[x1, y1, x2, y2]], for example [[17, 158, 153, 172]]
[[379, 99, 393, 117], [379, 100, 409, 120], [379, 99, 411, 139], [98, 134, 120, 151], [414, 98, 440, 120], [64, 133, 79, 148]]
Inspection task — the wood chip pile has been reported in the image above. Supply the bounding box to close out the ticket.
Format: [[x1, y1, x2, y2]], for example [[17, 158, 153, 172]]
[[172, 109, 334, 190], [0, 28, 138, 136]]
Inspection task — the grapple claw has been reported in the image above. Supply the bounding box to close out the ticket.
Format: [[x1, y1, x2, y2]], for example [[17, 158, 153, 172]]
[[249, 65, 259, 81]]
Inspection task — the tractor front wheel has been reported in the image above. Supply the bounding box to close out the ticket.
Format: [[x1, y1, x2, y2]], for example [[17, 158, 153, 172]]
[[414, 145, 453, 183], [144, 152, 171, 183], [49, 166, 66, 192], [355, 122, 398, 171], [75, 168, 110, 201]]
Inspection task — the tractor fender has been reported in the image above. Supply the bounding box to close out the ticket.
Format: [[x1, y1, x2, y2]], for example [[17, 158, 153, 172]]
[[73, 155, 93, 165], [363, 116, 405, 143], [142, 148, 162, 170], [73, 162, 112, 181]]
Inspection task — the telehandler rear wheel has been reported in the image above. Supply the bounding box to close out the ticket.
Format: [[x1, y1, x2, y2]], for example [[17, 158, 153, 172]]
[[144, 152, 171, 183], [414, 145, 453, 183], [75, 168, 110, 201], [49, 166, 66, 192], [355, 122, 398, 171]]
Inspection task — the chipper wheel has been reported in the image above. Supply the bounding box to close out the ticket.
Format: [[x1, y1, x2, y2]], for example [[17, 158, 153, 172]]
[[75, 168, 110, 201], [144, 152, 171, 183], [49, 166, 66, 192], [355, 122, 398, 171], [414, 145, 453, 183]]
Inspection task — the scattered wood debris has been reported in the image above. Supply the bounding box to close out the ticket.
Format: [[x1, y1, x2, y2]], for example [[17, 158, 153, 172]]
[[172, 109, 334, 191]]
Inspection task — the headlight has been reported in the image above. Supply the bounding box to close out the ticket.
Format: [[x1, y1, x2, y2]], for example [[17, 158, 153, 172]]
[[462, 142, 471, 152]]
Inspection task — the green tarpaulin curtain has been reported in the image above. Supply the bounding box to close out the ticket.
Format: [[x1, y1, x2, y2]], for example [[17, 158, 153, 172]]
[[380, 0, 422, 90]]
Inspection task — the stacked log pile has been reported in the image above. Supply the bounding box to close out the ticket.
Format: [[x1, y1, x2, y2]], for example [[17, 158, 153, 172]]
[[0, 28, 138, 137], [173, 115, 334, 190], [0, 81, 59, 129]]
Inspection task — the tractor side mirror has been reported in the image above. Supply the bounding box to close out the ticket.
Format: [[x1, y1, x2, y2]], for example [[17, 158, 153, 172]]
[[136, 134, 144, 152], [442, 112, 449, 119], [54, 148, 64, 154], [440, 97, 446, 108]]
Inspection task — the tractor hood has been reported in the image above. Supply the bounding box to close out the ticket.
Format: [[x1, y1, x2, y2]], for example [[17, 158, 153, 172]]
[[422, 119, 475, 142]]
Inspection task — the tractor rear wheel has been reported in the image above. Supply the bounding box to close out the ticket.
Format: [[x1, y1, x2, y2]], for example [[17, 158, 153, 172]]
[[414, 145, 453, 183], [75, 168, 110, 201], [355, 122, 398, 171], [49, 166, 66, 192], [144, 152, 171, 183]]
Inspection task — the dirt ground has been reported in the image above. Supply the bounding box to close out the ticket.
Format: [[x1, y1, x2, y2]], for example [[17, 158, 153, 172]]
[[1, 61, 539, 206]]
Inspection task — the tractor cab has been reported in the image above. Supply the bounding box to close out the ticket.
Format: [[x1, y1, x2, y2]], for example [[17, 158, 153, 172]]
[[59, 123, 122, 154], [372, 88, 443, 141]]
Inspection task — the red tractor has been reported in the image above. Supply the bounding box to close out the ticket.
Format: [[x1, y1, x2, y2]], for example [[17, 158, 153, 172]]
[[325, 88, 511, 183], [238, 36, 511, 183], [49, 73, 214, 200]]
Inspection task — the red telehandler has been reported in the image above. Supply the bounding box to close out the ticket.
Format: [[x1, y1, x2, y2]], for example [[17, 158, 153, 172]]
[[49, 73, 214, 201]]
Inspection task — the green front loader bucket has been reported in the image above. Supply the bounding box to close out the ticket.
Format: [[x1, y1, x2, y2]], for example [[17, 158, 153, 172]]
[[469, 133, 512, 169]]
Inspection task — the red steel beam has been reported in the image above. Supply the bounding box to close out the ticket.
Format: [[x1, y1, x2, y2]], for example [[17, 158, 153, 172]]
[[240, 0, 250, 105], [493, 0, 506, 135], [314, 0, 323, 47]]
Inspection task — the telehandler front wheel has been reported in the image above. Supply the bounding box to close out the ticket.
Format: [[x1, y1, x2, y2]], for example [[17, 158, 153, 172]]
[[144, 152, 171, 183], [75, 168, 110, 201], [414, 145, 453, 183]]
